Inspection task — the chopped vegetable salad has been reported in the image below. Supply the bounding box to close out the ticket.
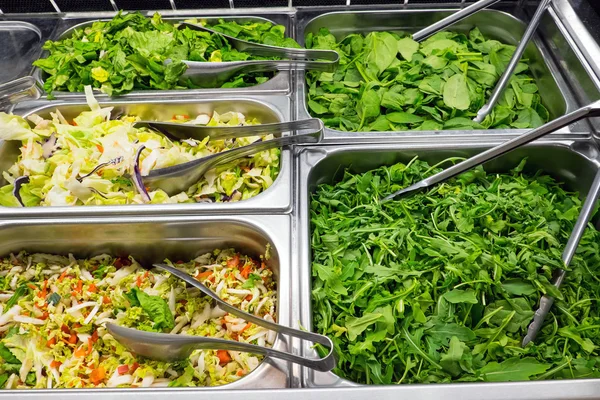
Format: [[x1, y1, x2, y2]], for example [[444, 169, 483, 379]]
[[0, 249, 276, 388], [0, 87, 279, 206]]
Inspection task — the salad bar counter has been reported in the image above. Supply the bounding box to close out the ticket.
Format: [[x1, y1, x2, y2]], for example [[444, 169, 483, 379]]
[[1, 0, 600, 399]]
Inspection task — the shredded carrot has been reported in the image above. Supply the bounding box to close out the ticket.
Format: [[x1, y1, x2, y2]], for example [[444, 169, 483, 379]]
[[91, 330, 99, 343], [89, 366, 106, 385], [27, 283, 37, 290], [87, 337, 94, 356], [88, 283, 97, 293], [216, 350, 231, 365], [143, 270, 149, 280], [227, 254, 241, 269], [72, 120, 78, 126], [73, 323, 82, 329], [41, 280, 48, 298], [46, 337, 56, 348], [50, 360, 61, 369], [245, 294, 253, 301], [195, 270, 213, 281], [239, 323, 252, 334], [74, 280, 83, 293], [236, 369, 245, 376], [103, 296, 111, 304], [136, 275, 142, 287], [130, 362, 140, 374], [240, 264, 252, 279], [58, 270, 68, 282], [74, 347, 87, 358], [95, 144, 104, 153], [40, 311, 49, 320], [68, 333, 78, 345]]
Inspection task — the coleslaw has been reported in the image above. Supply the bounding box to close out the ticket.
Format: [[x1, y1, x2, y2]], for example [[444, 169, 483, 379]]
[[0, 86, 280, 206], [0, 249, 277, 388]]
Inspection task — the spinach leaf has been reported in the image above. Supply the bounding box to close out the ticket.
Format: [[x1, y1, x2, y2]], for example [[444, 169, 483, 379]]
[[443, 74, 470, 110], [305, 27, 548, 132]]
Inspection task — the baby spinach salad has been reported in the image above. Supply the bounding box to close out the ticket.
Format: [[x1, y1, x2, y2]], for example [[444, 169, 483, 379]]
[[311, 158, 600, 384], [305, 28, 549, 132], [34, 12, 300, 97]]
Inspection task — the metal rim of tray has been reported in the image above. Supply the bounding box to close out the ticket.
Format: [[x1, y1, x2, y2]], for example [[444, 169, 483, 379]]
[[1, 0, 600, 398]]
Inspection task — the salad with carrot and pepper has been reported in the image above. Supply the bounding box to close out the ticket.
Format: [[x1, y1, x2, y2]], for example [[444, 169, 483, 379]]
[[0, 249, 276, 388]]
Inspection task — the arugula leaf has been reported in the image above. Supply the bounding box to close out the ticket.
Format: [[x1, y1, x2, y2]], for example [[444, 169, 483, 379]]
[[311, 157, 600, 384], [480, 358, 550, 382]]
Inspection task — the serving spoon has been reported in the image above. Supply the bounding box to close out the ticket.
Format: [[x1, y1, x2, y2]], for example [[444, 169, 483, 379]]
[[107, 263, 336, 372], [140, 118, 324, 196]]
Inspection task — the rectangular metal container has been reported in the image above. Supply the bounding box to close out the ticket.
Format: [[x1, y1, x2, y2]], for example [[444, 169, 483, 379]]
[[295, 139, 600, 389], [33, 13, 295, 99], [5, 95, 293, 217], [294, 8, 581, 142], [0, 213, 292, 391]]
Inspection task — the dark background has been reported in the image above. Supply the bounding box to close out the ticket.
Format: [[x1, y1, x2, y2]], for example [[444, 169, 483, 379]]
[[0, 0, 599, 44]]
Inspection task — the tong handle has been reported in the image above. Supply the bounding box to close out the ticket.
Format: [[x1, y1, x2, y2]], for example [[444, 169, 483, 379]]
[[383, 101, 600, 202], [179, 22, 339, 63], [522, 168, 600, 346], [473, 0, 551, 123], [152, 263, 336, 372], [413, 0, 502, 42], [138, 118, 322, 141]]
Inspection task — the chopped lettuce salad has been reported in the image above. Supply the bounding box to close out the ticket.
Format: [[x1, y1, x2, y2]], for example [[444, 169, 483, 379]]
[[0, 249, 277, 388], [0, 87, 279, 206]]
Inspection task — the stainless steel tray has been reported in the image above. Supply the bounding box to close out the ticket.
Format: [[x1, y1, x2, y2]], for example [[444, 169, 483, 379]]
[[33, 15, 294, 99], [295, 139, 600, 388], [0, 213, 292, 391], [0, 21, 43, 84], [6, 95, 293, 217], [294, 8, 580, 142]]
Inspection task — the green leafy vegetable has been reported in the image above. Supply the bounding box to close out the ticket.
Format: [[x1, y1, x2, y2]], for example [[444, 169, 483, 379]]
[[311, 157, 600, 384], [127, 287, 174, 332], [34, 11, 300, 97], [6, 284, 28, 308], [305, 27, 549, 131]]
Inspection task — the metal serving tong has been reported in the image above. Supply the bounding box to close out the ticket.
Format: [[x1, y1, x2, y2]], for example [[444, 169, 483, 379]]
[[522, 168, 600, 346], [140, 118, 324, 195], [473, 0, 552, 123], [106, 263, 336, 372], [412, 0, 502, 42], [175, 22, 339, 87], [0, 76, 41, 111], [382, 100, 600, 203], [411, 0, 553, 124]]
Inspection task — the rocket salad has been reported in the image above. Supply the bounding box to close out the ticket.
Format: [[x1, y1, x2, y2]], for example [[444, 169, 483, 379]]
[[305, 27, 549, 131], [0, 248, 276, 388], [0, 87, 279, 206], [311, 158, 600, 384]]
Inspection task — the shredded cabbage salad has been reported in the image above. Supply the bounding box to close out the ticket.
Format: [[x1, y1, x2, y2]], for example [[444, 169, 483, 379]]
[[0, 249, 276, 388], [0, 87, 279, 206]]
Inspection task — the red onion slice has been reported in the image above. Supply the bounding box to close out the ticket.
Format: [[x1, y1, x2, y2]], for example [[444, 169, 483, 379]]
[[41, 133, 57, 159], [133, 145, 150, 203], [13, 176, 30, 207]]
